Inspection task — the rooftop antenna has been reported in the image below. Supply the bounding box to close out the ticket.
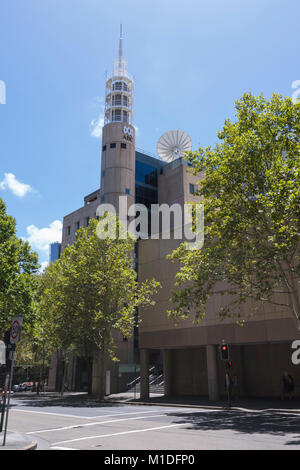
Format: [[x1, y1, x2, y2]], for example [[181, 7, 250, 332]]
[[119, 24, 123, 66]]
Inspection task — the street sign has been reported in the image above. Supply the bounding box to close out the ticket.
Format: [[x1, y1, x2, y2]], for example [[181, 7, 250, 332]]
[[10, 316, 23, 344]]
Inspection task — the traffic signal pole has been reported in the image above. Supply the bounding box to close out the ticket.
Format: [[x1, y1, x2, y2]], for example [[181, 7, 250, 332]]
[[219, 341, 232, 409]]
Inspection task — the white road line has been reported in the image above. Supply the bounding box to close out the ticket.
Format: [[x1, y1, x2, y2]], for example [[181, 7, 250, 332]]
[[52, 423, 186, 446], [11, 409, 93, 420], [12, 408, 170, 420], [51, 446, 79, 450], [26, 414, 166, 434]]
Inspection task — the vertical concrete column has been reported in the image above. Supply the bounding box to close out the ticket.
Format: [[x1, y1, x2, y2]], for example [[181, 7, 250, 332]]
[[206, 344, 220, 401], [163, 349, 172, 397], [140, 348, 149, 400]]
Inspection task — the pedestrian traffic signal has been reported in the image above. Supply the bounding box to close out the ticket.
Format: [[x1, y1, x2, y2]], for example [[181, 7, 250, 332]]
[[225, 360, 232, 369], [220, 343, 230, 361]]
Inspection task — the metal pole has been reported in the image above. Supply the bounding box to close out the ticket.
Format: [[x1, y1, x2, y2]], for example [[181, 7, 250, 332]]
[[3, 349, 14, 446], [0, 374, 9, 433]]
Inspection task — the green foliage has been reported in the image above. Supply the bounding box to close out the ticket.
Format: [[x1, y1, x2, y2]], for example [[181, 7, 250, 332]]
[[0, 198, 40, 335], [168, 93, 300, 328], [38, 216, 160, 360]]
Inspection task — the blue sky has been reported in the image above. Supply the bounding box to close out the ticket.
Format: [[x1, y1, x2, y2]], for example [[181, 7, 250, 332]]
[[0, 0, 299, 268]]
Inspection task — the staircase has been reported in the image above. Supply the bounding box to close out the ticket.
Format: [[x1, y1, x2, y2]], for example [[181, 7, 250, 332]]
[[126, 367, 164, 395]]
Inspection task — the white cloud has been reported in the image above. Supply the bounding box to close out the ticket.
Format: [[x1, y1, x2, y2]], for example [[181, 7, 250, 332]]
[[39, 261, 49, 273], [89, 97, 105, 139], [0, 173, 35, 197], [90, 113, 105, 138], [25, 220, 62, 254]]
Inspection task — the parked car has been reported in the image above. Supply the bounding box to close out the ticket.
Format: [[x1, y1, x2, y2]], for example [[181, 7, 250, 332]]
[[19, 383, 28, 391], [12, 384, 20, 392]]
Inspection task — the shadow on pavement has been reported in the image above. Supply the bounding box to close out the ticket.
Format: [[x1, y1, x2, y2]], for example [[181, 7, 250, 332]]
[[10, 393, 124, 409], [167, 408, 300, 444]]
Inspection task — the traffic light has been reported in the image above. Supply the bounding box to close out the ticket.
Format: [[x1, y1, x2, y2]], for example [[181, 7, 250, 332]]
[[220, 343, 230, 361], [225, 360, 232, 370], [3, 330, 14, 372]]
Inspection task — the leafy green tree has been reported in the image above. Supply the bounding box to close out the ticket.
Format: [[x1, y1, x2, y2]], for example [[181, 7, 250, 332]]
[[38, 216, 160, 398], [0, 197, 39, 335], [168, 93, 300, 330]]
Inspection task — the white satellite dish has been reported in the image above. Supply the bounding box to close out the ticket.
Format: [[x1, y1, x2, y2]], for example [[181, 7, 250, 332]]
[[157, 130, 192, 163]]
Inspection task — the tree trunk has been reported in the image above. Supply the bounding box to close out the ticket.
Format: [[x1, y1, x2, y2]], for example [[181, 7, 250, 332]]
[[98, 347, 106, 400], [61, 358, 67, 396]]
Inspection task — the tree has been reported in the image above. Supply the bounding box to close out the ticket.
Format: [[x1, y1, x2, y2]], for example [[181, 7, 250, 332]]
[[0, 197, 39, 335], [168, 93, 300, 330], [38, 216, 160, 398]]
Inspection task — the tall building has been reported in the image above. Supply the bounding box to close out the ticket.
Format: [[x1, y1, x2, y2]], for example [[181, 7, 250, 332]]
[[49, 29, 300, 400], [49, 242, 61, 263]]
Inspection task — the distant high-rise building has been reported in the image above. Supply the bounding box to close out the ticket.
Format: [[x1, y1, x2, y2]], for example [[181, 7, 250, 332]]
[[49, 242, 61, 263]]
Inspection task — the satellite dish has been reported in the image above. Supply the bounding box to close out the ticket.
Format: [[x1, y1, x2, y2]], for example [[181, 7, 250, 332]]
[[157, 130, 192, 163]]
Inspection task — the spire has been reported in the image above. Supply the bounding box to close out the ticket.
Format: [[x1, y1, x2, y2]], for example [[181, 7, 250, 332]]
[[119, 24, 123, 65]]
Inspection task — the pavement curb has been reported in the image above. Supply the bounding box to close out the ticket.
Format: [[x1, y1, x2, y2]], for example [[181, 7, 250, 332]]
[[0, 441, 37, 451], [104, 399, 300, 414]]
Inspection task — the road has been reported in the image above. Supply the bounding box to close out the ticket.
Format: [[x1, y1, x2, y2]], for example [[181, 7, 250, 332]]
[[4, 395, 300, 450]]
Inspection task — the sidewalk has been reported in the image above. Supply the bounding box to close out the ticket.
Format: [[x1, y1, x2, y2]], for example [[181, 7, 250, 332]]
[[104, 391, 300, 413], [0, 432, 37, 451]]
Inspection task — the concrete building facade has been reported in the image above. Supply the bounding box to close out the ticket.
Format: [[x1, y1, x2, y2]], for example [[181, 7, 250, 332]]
[[49, 30, 300, 399]]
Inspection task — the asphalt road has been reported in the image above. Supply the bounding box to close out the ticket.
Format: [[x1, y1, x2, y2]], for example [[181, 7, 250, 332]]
[[5, 395, 300, 451]]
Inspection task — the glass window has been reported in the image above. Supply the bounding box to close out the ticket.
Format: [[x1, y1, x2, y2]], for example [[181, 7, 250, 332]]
[[135, 161, 158, 187], [135, 184, 158, 209], [76, 221, 80, 230], [110, 143, 116, 148], [101, 196, 104, 203], [67, 226, 71, 236], [112, 109, 121, 121], [121, 143, 126, 149], [112, 94, 122, 106], [113, 81, 122, 91], [189, 183, 195, 194], [125, 188, 130, 195], [102, 145, 106, 151], [102, 170, 106, 176]]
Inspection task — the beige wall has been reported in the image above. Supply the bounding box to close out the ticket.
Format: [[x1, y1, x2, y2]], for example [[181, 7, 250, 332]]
[[166, 343, 300, 398], [138, 161, 299, 349]]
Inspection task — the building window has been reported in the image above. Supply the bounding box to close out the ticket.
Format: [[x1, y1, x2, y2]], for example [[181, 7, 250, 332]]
[[67, 226, 71, 236], [101, 196, 104, 203], [86, 217, 90, 227], [189, 183, 195, 195], [125, 188, 130, 195], [121, 143, 127, 149], [110, 142, 116, 148], [112, 109, 121, 121], [112, 94, 122, 106], [102, 145, 106, 151], [76, 221, 80, 230], [113, 81, 122, 91], [102, 170, 106, 177]]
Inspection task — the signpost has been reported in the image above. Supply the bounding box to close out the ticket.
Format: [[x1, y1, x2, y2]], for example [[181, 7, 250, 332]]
[[2, 316, 23, 446]]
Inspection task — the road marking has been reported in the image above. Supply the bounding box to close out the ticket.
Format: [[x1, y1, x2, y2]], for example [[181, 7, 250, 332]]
[[51, 446, 79, 450], [26, 414, 166, 434], [11, 409, 93, 420], [25, 408, 215, 435], [12, 408, 171, 420], [52, 423, 186, 446]]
